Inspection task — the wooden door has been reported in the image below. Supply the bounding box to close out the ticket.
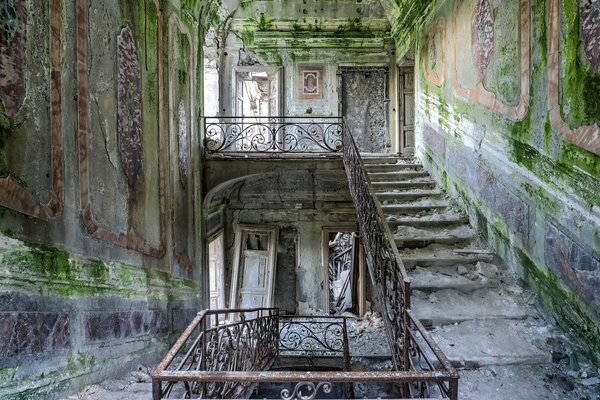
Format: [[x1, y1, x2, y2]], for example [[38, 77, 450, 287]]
[[399, 66, 415, 155], [230, 226, 278, 314]]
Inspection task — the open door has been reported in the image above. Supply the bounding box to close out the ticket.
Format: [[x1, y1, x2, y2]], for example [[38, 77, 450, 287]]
[[208, 233, 225, 310], [230, 225, 278, 314], [398, 66, 415, 155]]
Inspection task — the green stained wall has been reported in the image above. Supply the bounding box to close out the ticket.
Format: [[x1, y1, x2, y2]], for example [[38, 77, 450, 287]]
[[411, 0, 600, 364], [0, 1, 207, 398]]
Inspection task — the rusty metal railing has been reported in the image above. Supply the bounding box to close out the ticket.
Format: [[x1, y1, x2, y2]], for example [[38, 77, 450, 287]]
[[203, 116, 343, 153], [341, 119, 458, 399]]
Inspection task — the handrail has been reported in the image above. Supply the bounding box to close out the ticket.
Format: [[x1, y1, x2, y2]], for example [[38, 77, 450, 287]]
[[203, 116, 343, 153], [341, 119, 458, 398], [341, 118, 409, 370]]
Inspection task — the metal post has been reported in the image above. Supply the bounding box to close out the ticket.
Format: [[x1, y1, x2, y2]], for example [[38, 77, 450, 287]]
[[402, 277, 412, 398], [152, 379, 161, 400]]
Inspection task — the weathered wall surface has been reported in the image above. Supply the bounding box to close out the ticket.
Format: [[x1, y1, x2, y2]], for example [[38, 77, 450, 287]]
[[214, 170, 356, 314], [0, 1, 210, 397], [204, 0, 399, 149], [413, 0, 600, 362]]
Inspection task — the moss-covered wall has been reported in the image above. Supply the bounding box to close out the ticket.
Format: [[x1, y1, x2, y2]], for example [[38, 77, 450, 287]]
[[411, 0, 600, 364], [0, 1, 208, 398]]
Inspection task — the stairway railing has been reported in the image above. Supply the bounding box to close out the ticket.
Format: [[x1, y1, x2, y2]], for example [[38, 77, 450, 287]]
[[341, 119, 458, 398], [152, 119, 458, 399]]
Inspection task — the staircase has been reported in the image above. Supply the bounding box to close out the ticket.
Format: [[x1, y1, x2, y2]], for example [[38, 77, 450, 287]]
[[362, 155, 571, 400]]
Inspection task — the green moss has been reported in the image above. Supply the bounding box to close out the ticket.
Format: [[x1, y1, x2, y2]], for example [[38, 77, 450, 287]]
[[89, 259, 109, 282], [520, 250, 600, 365], [4, 245, 73, 281], [560, 0, 600, 126], [250, 12, 274, 31], [543, 114, 552, 153], [522, 181, 559, 214], [560, 142, 600, 178], [336, 17, 365, 33]]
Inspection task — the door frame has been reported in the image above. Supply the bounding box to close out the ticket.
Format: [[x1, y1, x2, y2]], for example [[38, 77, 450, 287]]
[[397, 63, 416, 155], [322, 226, 367, 315], [232, 66, 283, 117], [229, 224, 279, 312], [207, 230, 226, 310]]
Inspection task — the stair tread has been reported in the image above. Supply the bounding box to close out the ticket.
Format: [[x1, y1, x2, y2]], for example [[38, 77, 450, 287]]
[[393, 224, 477, 241], [426, 319, 552, 367], [412, 288, 529, 326], [410, 265, 499, 292]]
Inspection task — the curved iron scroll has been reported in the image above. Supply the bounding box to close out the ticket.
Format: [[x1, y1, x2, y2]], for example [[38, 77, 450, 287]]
[[279, 316, 346, 356], [204, 117, 343, 153]]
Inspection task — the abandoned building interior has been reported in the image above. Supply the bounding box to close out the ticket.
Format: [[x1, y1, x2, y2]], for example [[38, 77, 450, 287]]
[[1, 0, 600, 399]]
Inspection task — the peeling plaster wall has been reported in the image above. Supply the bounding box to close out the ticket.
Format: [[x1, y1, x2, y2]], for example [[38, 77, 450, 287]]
[[204, 0, 398, 147], [413, 0, 600, 363], [0, 1, 207, 397]]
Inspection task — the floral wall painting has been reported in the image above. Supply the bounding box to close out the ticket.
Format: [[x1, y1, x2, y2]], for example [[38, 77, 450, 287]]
[[298, 66, 324, 100]]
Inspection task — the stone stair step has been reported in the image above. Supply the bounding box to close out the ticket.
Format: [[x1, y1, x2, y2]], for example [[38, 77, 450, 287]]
[[371, 180, 437, 191], [369, 171, 430, 181], [376, 189, 443, 202], [410, 265, 499, 293], [365, 163, 423, 172], [400, 245, 494, 268], [458, 364, 572, 400], [393, 225, 477, 248], [381, 201, 450, 215], [426, 319, 552, 368], [361, 154, 413, 164], [412, 288, 528, 327], [386, 212, 469, 228]]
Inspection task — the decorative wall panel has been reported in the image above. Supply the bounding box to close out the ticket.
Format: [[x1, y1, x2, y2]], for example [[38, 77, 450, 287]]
[[421, 17, 446, 87], [76, 0, 165, 257], [547, 0, 600, 156], [0, 0, 63, 220], [450, 0, 530, 120], [168, 14, 195, 276]]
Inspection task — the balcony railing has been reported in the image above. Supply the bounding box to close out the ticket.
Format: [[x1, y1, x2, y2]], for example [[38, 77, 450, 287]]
[[203, 116, 343, 153]]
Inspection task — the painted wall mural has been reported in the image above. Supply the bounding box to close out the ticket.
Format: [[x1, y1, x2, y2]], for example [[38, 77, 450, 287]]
[[117, 27, 143, 190], [422, 17, 446, 87], [0, 0, 27, 118], [450, 0, 530, 120], [470, 0, 494, 76], [0, 0, 64, 220], [580, 0, 600, 74], [178, 101, 189, 190], [76, 0, 165, 257], [548, 0, 600, 156]]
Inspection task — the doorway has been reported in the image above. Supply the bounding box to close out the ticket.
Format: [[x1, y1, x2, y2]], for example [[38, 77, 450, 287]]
[[229, 225, 278, 315], [398, 66, 415, 155], [208, 232, 225, 310], [234, 67, 282, 118], [323, 230, 367, 316], [339, 67, 390, 153]]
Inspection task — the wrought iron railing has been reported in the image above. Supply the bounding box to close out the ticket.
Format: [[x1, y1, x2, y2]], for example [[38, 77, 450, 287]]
[[341, 119, 458, 399], [203, 116, 343, 153], [153, 308, 279, 399], [279, 315, 350, 370], [152, 308, 457, 399]]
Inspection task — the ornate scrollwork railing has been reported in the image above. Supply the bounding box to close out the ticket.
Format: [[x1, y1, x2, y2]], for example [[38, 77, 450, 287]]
[[279, 316, 350, 369], [153, 308, 279, 400], [203, 117, 343, 153]]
